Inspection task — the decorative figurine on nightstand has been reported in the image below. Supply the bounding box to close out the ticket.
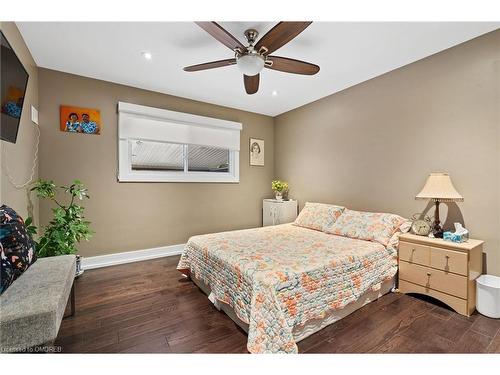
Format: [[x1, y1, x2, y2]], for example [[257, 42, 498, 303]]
[[415, 172, 464, 238], [410, 214, 432, 236]]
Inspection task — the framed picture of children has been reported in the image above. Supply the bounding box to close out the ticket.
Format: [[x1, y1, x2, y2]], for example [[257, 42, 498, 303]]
[[60, 105, 101, 135]]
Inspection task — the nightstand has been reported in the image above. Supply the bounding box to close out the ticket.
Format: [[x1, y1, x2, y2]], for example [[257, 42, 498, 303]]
[[398, 233, 483, 316], [262, 199, 298, 226]]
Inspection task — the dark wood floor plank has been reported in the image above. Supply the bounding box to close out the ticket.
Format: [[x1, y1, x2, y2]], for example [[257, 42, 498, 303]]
[[451, 329, 492, 353], [400, 312, 471, 344], [119, 335, 170, 353], [487, 331, 500, 353], [298, 291, 404, 353], [55, 256, 495, 353], [429, 306, 453, 321], [469, 314, 500, 338], [105, 332, 171, 354], [369, 334, 420, 353], [167, 325, 244, 353], [303, 295, 434, 353]]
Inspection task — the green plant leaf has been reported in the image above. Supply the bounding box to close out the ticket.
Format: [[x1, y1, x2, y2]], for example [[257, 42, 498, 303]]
[[32, 179, 94, 257]]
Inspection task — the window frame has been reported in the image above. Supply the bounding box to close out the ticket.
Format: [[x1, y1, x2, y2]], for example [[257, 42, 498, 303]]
[[118, 102, 241, 183]]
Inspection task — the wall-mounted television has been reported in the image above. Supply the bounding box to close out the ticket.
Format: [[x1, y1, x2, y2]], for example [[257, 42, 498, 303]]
[[1, 30, 30, 144]]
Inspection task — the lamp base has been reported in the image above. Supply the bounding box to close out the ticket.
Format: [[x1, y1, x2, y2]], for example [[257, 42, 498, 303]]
[[432, 200, 443, 238], [433, 228, 444, 238]]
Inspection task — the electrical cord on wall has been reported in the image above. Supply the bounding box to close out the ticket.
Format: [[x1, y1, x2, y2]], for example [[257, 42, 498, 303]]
[[1, 122, 40, 190]]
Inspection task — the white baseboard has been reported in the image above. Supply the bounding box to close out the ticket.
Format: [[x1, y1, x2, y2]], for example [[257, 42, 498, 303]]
[[81, 243, 185, 270]]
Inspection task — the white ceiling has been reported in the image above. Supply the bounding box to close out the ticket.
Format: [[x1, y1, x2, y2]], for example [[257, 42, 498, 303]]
[[17, 22, 499, 116]]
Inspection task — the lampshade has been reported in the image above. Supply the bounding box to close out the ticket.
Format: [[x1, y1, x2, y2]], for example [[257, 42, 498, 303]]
[[237, 53, 265, 76], [415, 173, 464, 202]]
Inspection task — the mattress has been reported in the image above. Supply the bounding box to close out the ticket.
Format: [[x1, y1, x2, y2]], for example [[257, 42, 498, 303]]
[[177, 223, 398, 353]]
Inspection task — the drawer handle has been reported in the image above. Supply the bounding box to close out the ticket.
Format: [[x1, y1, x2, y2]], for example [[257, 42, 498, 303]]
[[426, 272, 431, 288], [445, 255, 450, 271], [410, 248, 415, 262]]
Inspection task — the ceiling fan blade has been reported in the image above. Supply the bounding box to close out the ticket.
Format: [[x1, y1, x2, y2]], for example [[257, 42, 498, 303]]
[[255, 22, 312, 55], [244, 74, 259, 95], [265, 56, 319, 75], [184, 58, 236, 72], [195, 22, 246, 52]]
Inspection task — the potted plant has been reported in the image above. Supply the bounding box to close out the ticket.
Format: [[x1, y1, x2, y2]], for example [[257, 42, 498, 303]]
[[26, 179, 94, 277], [271, 180, 289, 201]]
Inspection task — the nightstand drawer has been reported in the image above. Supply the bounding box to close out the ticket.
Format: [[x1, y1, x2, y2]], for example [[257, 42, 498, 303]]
[[430, 247, 468, 276], [398, 280, 468, 316], [399, 261, 468, 299], [399, 241, 430, 266]]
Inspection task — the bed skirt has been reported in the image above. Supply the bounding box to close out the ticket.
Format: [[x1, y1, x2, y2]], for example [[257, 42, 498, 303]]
[[191, 274, 395, 344]]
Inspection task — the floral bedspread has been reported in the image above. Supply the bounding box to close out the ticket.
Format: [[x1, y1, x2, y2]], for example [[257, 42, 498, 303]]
[[177, 224, 397, 353]]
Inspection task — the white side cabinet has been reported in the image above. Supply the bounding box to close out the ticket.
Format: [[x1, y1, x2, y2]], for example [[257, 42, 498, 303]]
[[263, 199, 298, 226]]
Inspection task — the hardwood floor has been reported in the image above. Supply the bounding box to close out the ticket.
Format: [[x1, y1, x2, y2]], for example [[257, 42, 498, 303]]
[[55, 256, 500, 353]]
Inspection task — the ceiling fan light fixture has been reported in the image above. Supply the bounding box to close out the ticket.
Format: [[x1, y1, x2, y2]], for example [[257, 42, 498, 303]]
[[186, 22, 318, 94], [236, 53, 265, 76]]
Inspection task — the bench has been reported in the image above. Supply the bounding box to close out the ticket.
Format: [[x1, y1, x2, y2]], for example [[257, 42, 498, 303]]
[[0, 255, 76, 353]]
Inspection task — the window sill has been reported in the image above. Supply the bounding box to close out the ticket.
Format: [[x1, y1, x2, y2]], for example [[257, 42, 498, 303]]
[[117, 172, 240, 183]]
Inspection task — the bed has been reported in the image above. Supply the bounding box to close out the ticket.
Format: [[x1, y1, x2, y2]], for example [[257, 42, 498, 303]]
[[177, 208, 405, 353]]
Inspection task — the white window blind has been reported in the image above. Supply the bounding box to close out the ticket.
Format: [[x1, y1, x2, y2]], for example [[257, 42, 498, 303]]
[[187, 145, 229, 172], [118, 102, 242, 182], [131, 140, 184, 171]]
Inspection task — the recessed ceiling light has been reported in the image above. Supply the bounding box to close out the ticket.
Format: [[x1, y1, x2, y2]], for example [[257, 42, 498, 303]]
[[271, 90, 279, 96], [142, 51, 152, 60]]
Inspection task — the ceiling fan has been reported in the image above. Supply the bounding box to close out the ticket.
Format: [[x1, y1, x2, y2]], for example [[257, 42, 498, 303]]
[[183, 22, 320, 95]]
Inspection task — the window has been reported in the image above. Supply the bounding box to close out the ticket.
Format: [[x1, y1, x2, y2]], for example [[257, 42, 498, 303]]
[[187, 145, 229, 172], [131, 140, 184, 171], [118, 102, 241, 182]]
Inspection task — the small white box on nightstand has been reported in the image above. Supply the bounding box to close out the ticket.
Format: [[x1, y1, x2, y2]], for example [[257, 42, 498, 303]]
[[263, 199, 298, 226]]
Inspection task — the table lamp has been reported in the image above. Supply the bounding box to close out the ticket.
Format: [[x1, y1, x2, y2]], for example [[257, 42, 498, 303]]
[[415, 172, 464, 238]]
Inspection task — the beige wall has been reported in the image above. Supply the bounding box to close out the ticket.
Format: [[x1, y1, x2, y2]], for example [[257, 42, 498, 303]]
[[0, 22, 39, 221], [275, 30, 500, 275], [38, 68, 274, 257], [35, 29, 500, 276]]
